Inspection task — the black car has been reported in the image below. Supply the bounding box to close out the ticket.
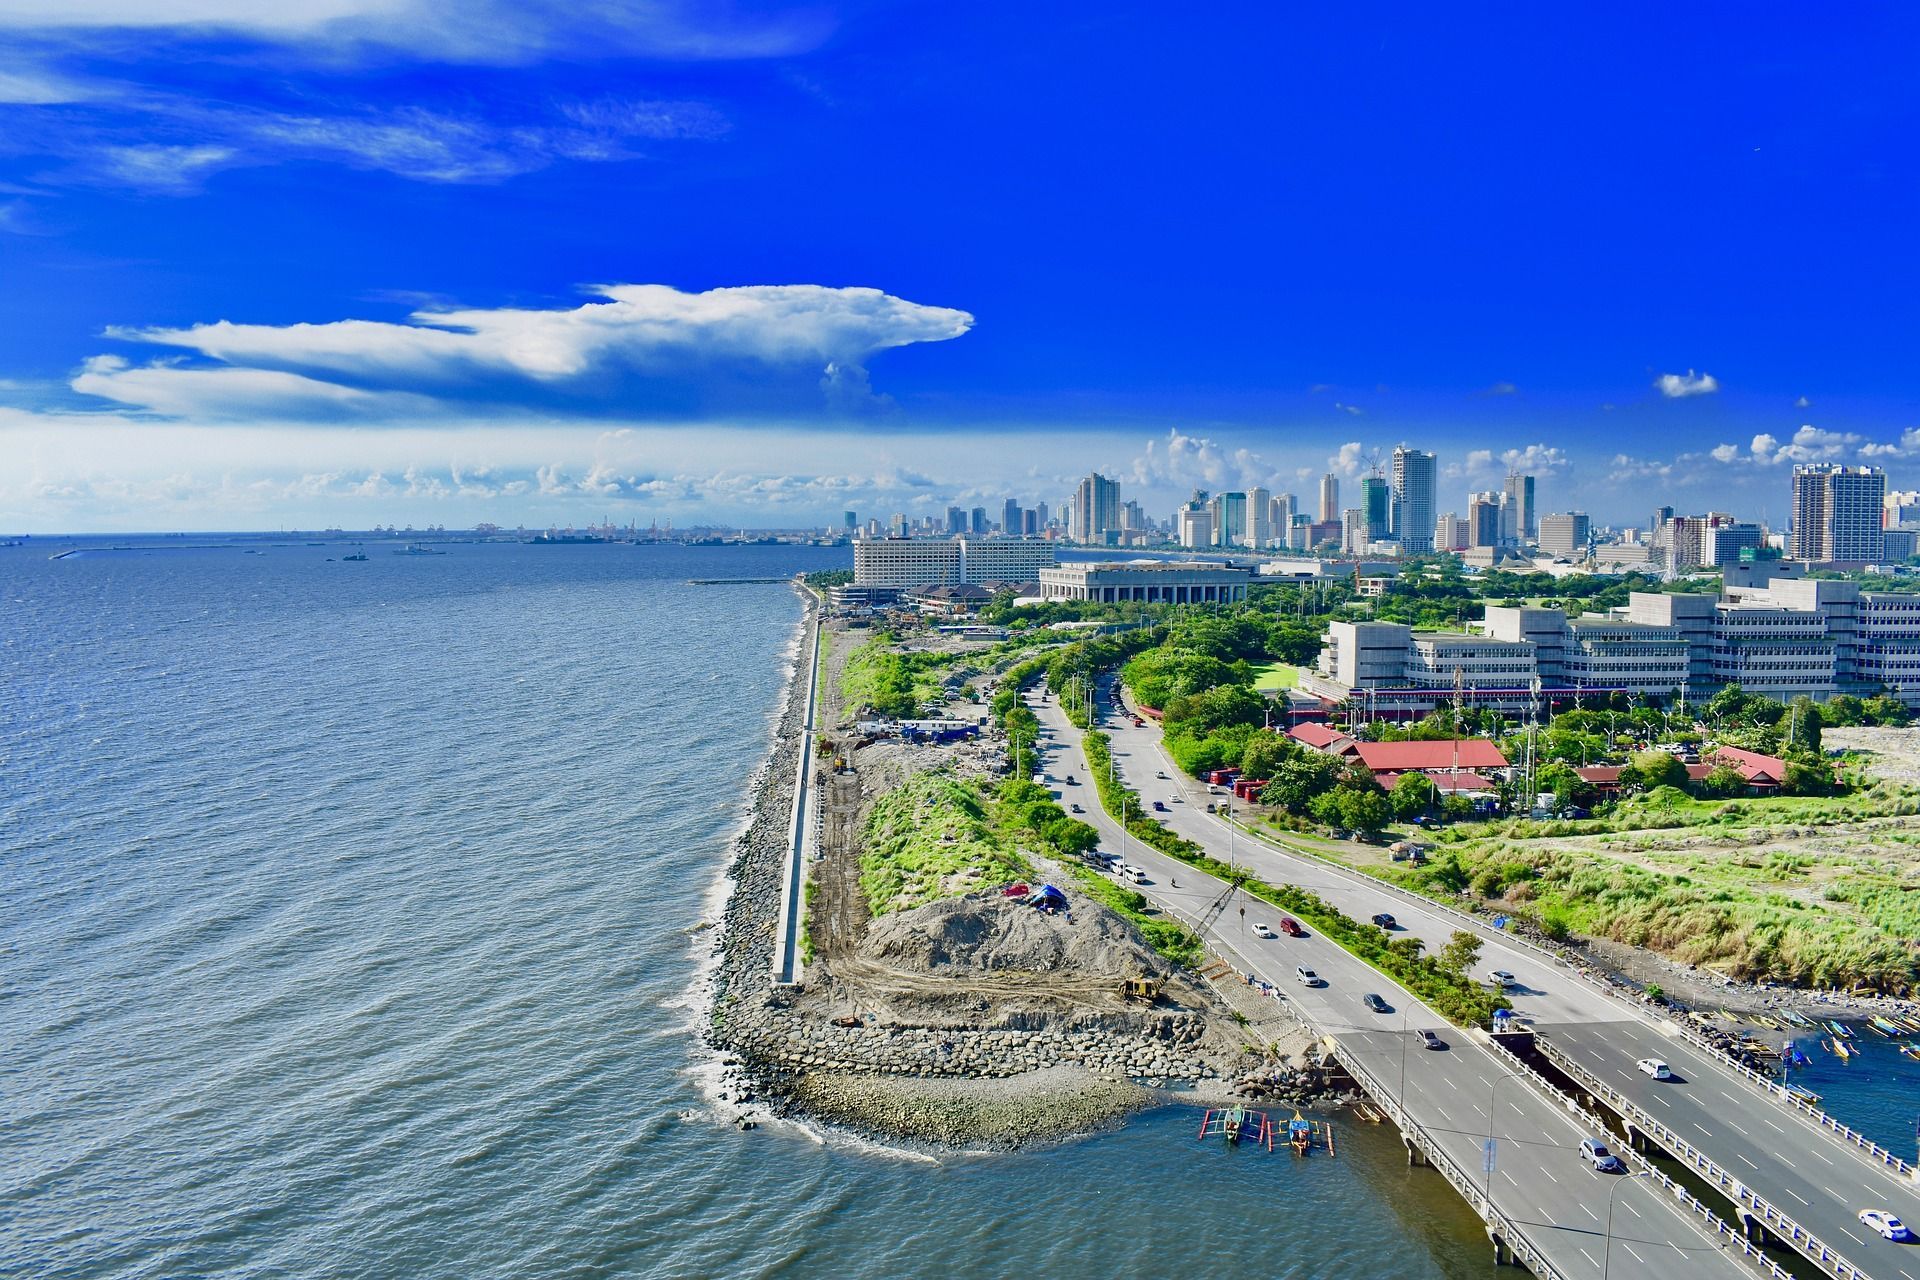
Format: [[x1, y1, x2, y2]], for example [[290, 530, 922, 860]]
[[1419, 1029, 1444, 1050], [1069, 803, 1084, 813], [1363, 993, 1390, 1014], [1370, 912, 1397, 929]]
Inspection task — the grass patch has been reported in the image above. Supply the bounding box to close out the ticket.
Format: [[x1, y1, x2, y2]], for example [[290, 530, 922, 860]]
[[1250, 661, 1302, 692], [860, 773, 1031, 915]]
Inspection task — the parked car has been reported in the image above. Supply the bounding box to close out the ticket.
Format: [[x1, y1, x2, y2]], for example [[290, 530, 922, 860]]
[[1636, 1058, 1673, 1080], [1419, 1029, 1444, 1049], [1278, 918, 1305, 937], [1156, 770, 1169, 780], [1295, 966, 1323, 987], [1860, 1210, 1911, 1241], [1580, 1137, 1624, 1172], [1363, 993, 1390, 1014], [1370, 912, 1397, 929], [1252, 922, 1277, 939]]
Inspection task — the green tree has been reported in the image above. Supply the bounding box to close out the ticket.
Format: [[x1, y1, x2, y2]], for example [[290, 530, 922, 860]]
[[1699, 764, 1747, 799], [1338, 786, 1391, 835], [1389, 771, 1436, 820], [1630, 749, 1689, 791], [1436, 930, 1483, 978], [1262, 752, 1342, 815], [1237, 729, 1295, 782]]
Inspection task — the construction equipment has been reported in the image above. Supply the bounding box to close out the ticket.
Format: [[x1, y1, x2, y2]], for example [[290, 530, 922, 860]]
[[1122, 976, 1163, 1002]]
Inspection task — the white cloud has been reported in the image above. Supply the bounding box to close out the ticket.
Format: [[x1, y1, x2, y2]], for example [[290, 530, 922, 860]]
[[78, 284, 973, 418], [1499, 443, 1567, 473], [1484, 381, 1518, 396], [1861, 428, 1920, 458], [0, 1, 829, 65], [83, 143, 237, 194], [71, 354, 439, 420], [1655, 369, 1719, 398], [1747, 424, 1864, 465], [1795, 395, 1811, 409], [0, 62, 107, 103], [1710, 443, 1740, 463], [117, 284, 971, 383], [1332, 401, 1363, 416], [1327, 441, 1368, 480]]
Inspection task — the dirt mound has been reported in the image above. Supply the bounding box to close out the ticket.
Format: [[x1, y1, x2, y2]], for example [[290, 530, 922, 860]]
[[865, 890, 1167, 980]]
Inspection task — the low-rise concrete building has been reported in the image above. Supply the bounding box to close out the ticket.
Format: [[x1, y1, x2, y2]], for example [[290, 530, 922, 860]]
[[1037, 560, 1252, 604]]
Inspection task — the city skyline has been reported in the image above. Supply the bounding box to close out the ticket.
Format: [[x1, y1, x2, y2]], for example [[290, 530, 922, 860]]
[[4, 5, 1920, 531]]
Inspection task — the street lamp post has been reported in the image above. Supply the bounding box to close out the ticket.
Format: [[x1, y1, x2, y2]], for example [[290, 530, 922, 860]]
[[1603, 1171, 1652, 1278], [1483, 1070, 1526, 1207]]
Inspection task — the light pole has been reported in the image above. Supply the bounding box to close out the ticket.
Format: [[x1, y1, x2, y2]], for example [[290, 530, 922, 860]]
[[1603, 1170, 1652, 1278], [1483, 1070, 1526, 1207]]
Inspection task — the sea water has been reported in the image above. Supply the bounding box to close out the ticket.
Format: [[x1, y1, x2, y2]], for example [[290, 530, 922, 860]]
[[0, 538, 1510, 1278]]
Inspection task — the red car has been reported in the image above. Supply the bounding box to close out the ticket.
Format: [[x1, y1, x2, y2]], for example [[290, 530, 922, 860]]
[[1278, 918, 1305, 938]]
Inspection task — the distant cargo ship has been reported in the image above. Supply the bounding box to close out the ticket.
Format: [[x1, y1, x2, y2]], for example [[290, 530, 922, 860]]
[[392, 543, 447, 556]]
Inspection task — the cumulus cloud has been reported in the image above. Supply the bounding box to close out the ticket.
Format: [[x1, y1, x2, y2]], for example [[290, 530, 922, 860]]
[[1500, 443, 1568, 473], [1327, 441, 1369, 480], [79, 283, 974, 419], [1795, 395, 1811, 409], [1748, 425, 1864, 465], [1655, 369, 1719, 398]]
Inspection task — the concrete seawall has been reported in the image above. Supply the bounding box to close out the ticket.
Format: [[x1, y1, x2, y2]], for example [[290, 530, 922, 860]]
[[771, 614, 821, 987]]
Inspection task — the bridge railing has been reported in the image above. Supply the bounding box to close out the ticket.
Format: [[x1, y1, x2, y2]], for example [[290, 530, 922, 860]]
[[1532, 1035, 1869, 1280], [1333, 1047, 1569, 1280], [1480, 1038, 1796, 1280], [1662, 1019, 1914, 1178], [1234, 817, 1915, 1180]]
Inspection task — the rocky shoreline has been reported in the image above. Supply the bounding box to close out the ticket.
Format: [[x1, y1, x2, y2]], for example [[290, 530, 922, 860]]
[[702, 592, 1346, 1148]]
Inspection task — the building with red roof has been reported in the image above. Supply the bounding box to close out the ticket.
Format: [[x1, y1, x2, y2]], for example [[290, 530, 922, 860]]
[[1351, 739, 1509, 775], [1287, 722, 1355, 753]]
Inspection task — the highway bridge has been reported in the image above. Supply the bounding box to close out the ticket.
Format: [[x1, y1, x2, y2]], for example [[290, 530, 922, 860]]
[[1027, 678, 1919, 1279]]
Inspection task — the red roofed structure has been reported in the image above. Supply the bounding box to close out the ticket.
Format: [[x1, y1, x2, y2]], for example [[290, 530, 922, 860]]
[[1287, 722, 1355, 753], [1352, 739, 1509, 775], [1709, 746, 1788, 790]]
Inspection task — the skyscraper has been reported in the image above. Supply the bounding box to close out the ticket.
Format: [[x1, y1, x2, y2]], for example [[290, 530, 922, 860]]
[[1071, 472, 1121, 545], [1390, 447, 1437, 554], [945, 505, 965, 534], [1247, 486, 1270, 548], [1539, 512, 1590, 559], [1002, 498, 1022, 535], [969, 506, 989, 535], [1318, 473, 1340, 524], [1360, 475, 1390, 540], [1177, 498, 1214, 549], [1503, 473, 1537, 541], [1341, 507, 1368, 554], [1791, 464, 1886, 562], [1209, 491, 1247, 548], [1270, 492, 1296, 545]]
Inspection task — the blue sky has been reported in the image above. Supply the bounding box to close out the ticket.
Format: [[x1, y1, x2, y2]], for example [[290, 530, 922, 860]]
[[2, 2, 1918, 531]]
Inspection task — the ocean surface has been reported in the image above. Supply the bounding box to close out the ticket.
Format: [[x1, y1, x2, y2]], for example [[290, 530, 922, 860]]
[[3, 537, 1911, 1280]]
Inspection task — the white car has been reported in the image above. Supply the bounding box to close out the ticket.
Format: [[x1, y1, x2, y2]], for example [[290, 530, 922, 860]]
[[1251, 922, 1277, 939], [1295, 966, 1323, 987], [1488, 969, 1517, 988], [1859, 1209, 1911, 1241], [1636, 1058, 1673, 1080]]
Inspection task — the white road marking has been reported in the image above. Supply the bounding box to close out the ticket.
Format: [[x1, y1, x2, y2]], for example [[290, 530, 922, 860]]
[[1812, 1149, 1835, 1166], [1540, 1166, 1558, 1184], [1691, 1122, 1713, 1137], [1621, 1201, 1641, 1218], [1781, 1188, 1809, 1207], [1825, 1186, 1846, 1203], [1580, 1203, 1599, 1221], [1726, 1121, 1750, 1137], [1720, 1090, 1740, 1106], [1502, 1170, 1519, 1187], [1579, 1247, 1599, 1267], [1649, 1093, 1671, 1107], [1736, 1153, 1758, 1170], [1760, 1116, 1785, 1134]]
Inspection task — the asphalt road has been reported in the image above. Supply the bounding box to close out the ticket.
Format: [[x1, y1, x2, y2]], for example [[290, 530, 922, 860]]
[[1043, 677, 1920, 1280], [1025, 688, 1752, 1280]]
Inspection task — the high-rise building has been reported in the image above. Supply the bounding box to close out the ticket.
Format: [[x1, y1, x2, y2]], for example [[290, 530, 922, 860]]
[[1791, 464, 1886, 563], [1001, 498, 1023, 535], [1467, 492, 1503, 550], [1119, 500, 1145, 531], [1035, 501, 1049, 530], [1434, 512, 1468, 552], [1210, 492, 1247, 548], [1539, 512, 1590, 559], [1176, 491, 1214, 549], [1319, 473, 1340, 524], [1341, 507, 1368, 554], [1021, 508, 1040, 536], [1360, 475, 1390, 540], [1503, 473, 1537, 541], [945, 505, 965, 534], [1703, 522, 1763, 568], [1247, 486, 1270, 548], [969, 506, 989, 535], [843, 510, 858, 532], [1390, 447, 1437, 554], [1269, 493, 1296, 546], [1071, 472, 1121, 545]]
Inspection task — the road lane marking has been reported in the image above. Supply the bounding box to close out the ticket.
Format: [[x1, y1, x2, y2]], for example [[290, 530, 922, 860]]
[[1621, 1201, 1641, 1218], [1720, 1090, 1740, 1106], [1736, 1153, 1758, 1170], [1623, 1244, 1647, 1265], [1825, 1186, 1845, 1203], [1650, 1093, 1671, 1107], [1812, 1149, 1835, 1166], [1760, 1116, 1785, 1134], [1579, 1248, 1598, 1267], [1540, 1166, 1558, 1184], [1782, 1188, 1809, 1207], [1691, 1122, 1713, 1137], [1579, 1203, 1599, 1221], [1726, 1121, 1750, 1137]]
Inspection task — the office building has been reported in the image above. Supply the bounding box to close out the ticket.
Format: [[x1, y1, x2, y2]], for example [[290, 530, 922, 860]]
[[1341, 507, 1368, 555], [945, 506, 966, 535], [1503, 473, 1537, 542], [1269, 493, 1296, 547], [1390, 447, 1437, 553], [1038, 561, 1252, 605], [1538, 512, 1589, 559], [1703, 522, 1764, 569], [1247, 486, 1270, 549], [1435, 512, 1469, 553], [1177, 494, 1214, 549], [1001, 498, 1023, 536], [1209, 491, 1248, 548], [1319, 473, 1340, 524], [843, 510, 857, 532], [1360, 475, 1390, 540], [1071, 472, 1121, 545], [853, 537, 1057, 589], [1791, 464, 1886, 563], [969, 506, 989, 535], [1467, 492, 1503, 550]]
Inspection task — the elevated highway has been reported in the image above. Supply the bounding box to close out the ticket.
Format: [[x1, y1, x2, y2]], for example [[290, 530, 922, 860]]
[[1059, 676, 1920, 1280]]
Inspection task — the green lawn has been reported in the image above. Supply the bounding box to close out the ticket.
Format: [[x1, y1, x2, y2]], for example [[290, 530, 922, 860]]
[[1250, 662, 1303, 692]]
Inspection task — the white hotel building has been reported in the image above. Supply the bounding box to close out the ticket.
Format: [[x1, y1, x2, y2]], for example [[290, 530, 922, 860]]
[[851, 537, 1058, 589]]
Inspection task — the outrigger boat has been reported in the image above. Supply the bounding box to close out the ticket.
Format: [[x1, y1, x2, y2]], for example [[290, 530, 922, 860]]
[[1784, 1083, 1823, 1105], [1197, 1106, 1276, 1151], [1285, 1109, 1337, 1157]]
